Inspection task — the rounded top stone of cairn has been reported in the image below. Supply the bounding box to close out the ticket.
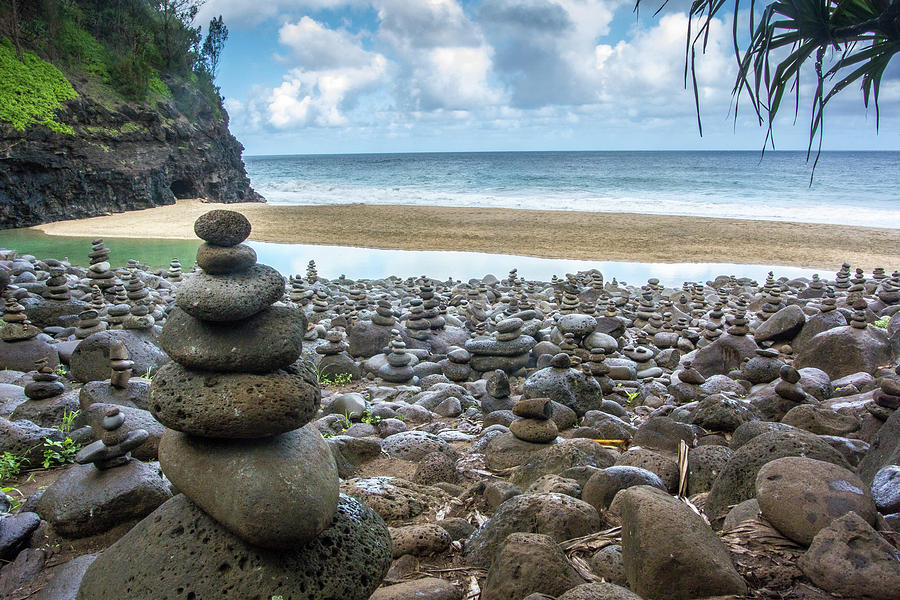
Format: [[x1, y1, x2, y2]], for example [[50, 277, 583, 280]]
[[194, 210, 252, 247]]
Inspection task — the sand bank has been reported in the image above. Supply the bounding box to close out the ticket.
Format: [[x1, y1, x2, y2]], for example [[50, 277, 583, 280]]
[[32, 199, 899, 271]]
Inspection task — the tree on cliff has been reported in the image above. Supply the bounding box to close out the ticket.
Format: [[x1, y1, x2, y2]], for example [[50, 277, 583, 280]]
[[0, 0, 25, 60], [643, 0, 899, 165], [154, 0, 204, 70], [201, 14, 228, 79]]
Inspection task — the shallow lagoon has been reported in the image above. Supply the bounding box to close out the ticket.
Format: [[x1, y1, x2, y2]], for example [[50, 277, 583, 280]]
[[0, 229, 821, 287]]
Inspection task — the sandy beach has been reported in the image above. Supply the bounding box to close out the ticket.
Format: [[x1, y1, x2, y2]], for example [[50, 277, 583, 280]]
[[32, 199, 899, 271]]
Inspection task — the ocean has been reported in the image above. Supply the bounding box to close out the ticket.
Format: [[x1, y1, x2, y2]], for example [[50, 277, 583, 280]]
[[245, 150, 900, 229]]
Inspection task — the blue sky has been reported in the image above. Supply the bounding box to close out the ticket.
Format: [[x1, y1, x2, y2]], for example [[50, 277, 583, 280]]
[[196, 0, 900, 156]]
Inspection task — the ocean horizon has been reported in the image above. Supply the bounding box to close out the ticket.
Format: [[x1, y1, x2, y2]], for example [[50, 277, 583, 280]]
[[244, 150, 900, 229]]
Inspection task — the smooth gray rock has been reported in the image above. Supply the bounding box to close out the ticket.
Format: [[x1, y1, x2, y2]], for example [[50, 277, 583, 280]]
[[159, 305, 306, 373], [37, 461, 171, 538], [158, 424, 338, 549]]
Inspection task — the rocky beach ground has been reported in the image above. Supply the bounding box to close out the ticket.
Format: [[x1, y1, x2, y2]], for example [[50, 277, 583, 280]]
[[1, 208, 899, 600]]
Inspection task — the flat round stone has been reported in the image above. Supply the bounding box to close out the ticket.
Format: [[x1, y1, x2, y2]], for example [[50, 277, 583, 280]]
[[158, 424, 339, 549], [510, 417, 559, 443], [149, 361, 319, 438], [160, 306, 305, 373], [496, 318, 524, 334], [194, 210, 251, 246], [196, 243, 257, 274], [175, 264, 284, 321]]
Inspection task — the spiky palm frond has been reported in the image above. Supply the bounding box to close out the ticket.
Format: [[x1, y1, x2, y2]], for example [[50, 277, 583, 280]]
[[639, 0, 900, 173]]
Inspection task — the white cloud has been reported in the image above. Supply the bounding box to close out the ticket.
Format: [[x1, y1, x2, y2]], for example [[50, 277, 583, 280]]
[[260, 17, 390, 128], [479, 0, 626, 107], [375, 0, 505, 110], [197, 0, 362, 26], [276, 16, 372, 68], [593, 13, 734, 118], [267, 53, 388, 128]]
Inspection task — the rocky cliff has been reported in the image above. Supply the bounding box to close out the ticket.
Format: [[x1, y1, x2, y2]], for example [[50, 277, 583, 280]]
[[0, 71, 263, 230]]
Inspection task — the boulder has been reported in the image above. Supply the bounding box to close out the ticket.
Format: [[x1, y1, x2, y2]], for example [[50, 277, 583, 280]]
[[76, 493, 392, 600], [521, 365, 602, 417], [482, 533, 584, 600], [795, 325, 893, 379], [798, 511, 900, 600], [370, 578, 461, 600], [465, 493, 601, 568], [36, 460, 172, 538], [582, 466, 666, 511], [611, 485, 746, 599], [341, 477, 450, 523], [69, 330, 167, 384], [755, 456, 877, 545], [754, 305, 805, 343], [706, 428, 850, 525]]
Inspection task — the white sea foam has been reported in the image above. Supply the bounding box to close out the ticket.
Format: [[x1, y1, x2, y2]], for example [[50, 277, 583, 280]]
[[254, 179, 899, 229]]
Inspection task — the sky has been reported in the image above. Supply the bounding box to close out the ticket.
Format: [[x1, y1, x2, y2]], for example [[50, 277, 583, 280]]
[[195, 0, 900, 156]]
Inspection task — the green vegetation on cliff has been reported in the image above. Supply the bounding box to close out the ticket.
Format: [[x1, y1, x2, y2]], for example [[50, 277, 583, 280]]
[[0, 39, 77, 134], [0, 0, 228, 133]]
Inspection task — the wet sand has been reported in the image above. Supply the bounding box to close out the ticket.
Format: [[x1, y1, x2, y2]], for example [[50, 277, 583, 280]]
[[32, 199, 900, 270]]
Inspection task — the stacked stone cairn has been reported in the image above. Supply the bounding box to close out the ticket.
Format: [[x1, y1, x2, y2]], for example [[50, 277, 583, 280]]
[[873, 365, 900, 410], [77, 210, 392, 599], [465, 316, 535, 374], [441, 347, 471, 382], [509, 396, 558, 443], [379, 329, 417, 383], [166, 258, 183, 282], [10, 357, 77, 427], [35, 405, 172, 541], [0, 291, 59, 371]]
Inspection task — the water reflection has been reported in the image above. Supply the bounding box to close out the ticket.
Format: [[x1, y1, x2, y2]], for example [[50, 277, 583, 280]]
[[0, 229, 821, 287], [247, 241, 819, 286]]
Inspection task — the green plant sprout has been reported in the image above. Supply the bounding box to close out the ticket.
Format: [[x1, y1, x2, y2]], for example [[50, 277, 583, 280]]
[[1, 486, 25, 511], [0, 452, 29, 482]]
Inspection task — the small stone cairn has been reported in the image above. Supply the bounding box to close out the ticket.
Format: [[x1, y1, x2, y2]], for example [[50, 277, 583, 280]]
[[510, 396, 558, 443], [379, 329, 417, 383], [465, 316, 535, 374], [873, 365, 900, 410]]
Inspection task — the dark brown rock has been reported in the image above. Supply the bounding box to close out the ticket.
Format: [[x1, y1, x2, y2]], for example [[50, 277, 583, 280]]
[[611, 485, 746, 599], [175, 264, 285, 321], [482, 533, 585, 600], [76, 493, 391, 600], [582, 466, 666, 511], [798, 511, 900, 600], [465, 493, 601, 568], [756, 456, 877, 545], [193, 210, 252, 246], [149, 360, 319, 438], [706, 429, 850, 525], [36, 461, 171, 538]]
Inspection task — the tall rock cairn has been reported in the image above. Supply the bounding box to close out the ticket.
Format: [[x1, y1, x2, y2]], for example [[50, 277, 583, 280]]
[[77, 210, 392, 599]]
